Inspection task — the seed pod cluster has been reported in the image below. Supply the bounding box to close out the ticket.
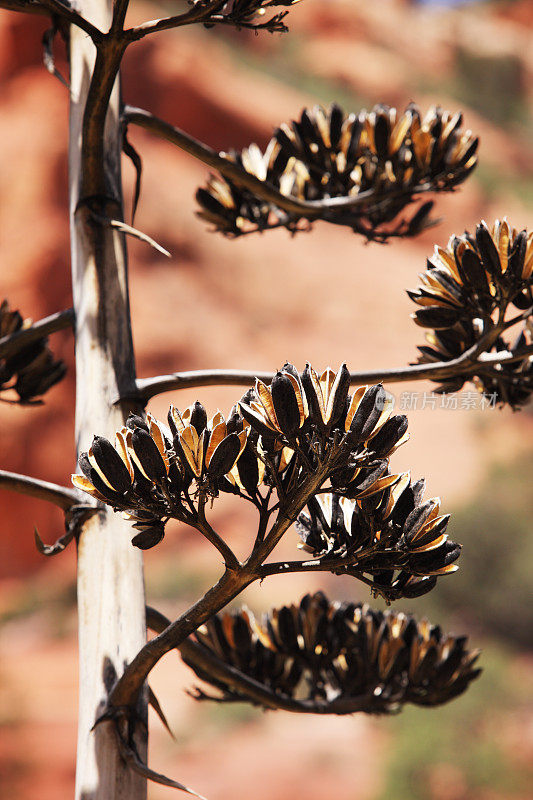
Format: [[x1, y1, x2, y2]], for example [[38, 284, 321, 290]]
[[196, 103, 477, 240], [297, 479, 460, 602], [0, 299, 66, 403], [410, 219, 533, 406], [239, 363, 411, 494], [184, 592, 481, 714], [72, 405, 250, 549], [199, 0, 300, 33]]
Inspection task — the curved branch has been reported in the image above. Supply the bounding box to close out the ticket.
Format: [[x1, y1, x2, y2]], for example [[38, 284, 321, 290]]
[[0, 0, 104, 41], [0, 469, 81, 510], [124, 0, 227, 41], [106, 462, 360, 711], [108, 568, 253, 708], [133, 346, 533, 402], [194, 500, 240, 570], [0, 308, 74, 360], [122, 106, 436, 220]]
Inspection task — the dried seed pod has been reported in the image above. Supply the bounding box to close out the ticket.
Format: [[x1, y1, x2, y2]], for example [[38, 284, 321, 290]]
[[73, 406, 250, 549], [410, 219, 533, 407], [301, 362, 350, 430], [0, 299, 66, 403], [184, 593, 481, 713], [195, 103, 478, 241], [296, 476, 459, 602], [239, 364, 308, 440]]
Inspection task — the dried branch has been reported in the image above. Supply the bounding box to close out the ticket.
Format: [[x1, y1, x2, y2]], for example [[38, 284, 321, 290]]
[[34, 505, 98, 556], [0, 0, 104, 41], [108, 568, 253, 708], [133, 346, 532, 402], [0, 469, 81, 510], [193, 501, 240, 570], [111, 0, 130, 32], [0, 308, 74, 360], [124, 0, 228, 41], [79, 40, 128, 200]]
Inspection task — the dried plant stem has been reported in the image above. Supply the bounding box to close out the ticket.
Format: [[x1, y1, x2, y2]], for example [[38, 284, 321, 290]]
[[0, 0, 104, 40], [0, 308, 74, 359], [134, 345, 533, 402], [69, 4, 147, 798], [109, 568, 252, 708], [42, 0, 104, 39], [0, 469, 79, 510], [124, 0, 228, 40], [108, 468, 330, 711]]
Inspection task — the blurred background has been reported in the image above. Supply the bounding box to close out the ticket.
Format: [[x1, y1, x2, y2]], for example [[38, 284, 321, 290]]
[[0, 0, 532, 797]]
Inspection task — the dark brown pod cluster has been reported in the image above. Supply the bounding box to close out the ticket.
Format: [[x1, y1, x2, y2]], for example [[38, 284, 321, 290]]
[[200, 0, 301, 33], [184, 592, 481, 714], [239, 364, 412, 501], [410, 219, 533, 406], [297, 481, 460, 602], [0, 299, 66, 403], [196, 142, 290, 236], [196, 103, 478, 240], [72, 406, 248, 549]]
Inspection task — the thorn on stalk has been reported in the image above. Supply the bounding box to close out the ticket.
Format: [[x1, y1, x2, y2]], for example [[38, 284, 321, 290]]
[[122, 128, 143, 224], [114, 723, 207, 799], [148, 685, 176, 740], [34, 504, 98, 556], [42, 22, 69, 90], [89, 210, 171, 258]]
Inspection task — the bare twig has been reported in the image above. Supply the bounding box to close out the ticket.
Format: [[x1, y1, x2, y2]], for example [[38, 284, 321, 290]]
[[124, 0, 228, 41], [111, 0, 130, 32], [194, 498, 240, 570], [34, 505, 99, 556], [0, 308, 74, 360], [0, 0, 105, 41], [0, 469, 81, 510], [133, 347, 533, 403], [109, 568, 252, 709]]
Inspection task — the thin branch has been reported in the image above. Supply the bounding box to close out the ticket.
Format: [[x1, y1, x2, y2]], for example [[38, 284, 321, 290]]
[[111, 0, 130, 32], [194, 498, 240, 570], [0, 469, 81, 510], [108, 568, 253, 709], [133, 347, 532, 402], [122, 106, 437, 220], [124, 0, 228, 41], [0, 308, 74, 360], [80, 40, 128, 199], [0, 0, 105, 41]]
